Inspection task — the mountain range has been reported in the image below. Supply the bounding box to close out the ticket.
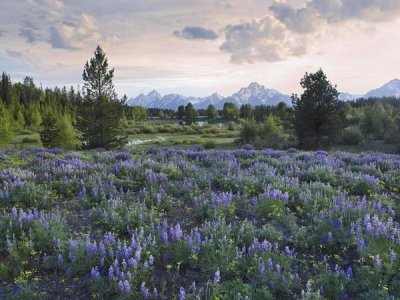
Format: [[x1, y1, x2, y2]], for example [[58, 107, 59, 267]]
[[127, 79, 400, 110]]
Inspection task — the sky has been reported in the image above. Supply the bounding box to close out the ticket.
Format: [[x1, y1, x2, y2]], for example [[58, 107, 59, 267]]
[[1, 0, 400, 98]]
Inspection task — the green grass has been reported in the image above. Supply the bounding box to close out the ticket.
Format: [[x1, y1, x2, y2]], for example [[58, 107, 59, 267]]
[[125, 132, 238, 150], [8, 133, 42, 149], [333, 140, 399, 153]]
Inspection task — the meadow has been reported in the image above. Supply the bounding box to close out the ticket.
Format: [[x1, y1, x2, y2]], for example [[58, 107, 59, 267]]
[[0, 146, 400, 299]]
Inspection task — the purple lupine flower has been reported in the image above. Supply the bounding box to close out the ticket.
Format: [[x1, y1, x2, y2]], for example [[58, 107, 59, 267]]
[[108, 266, 115, 281], [91, 267, 100, 280], [346, 266, 353, 280], [375, 255, 382, 269], [260, 240, 273, 252], [214, 269, 221, 284], [390, 250, 397, 263], [174, 223, 183, 239], [141, 282, 150, 298], [190, 281, 197, 293], [117, 280, 131, 294], [285, 246, 293, 256], [11, 207, 17, 219], [275, 264, 281, 274], [134, 248, 142, 261], [53, 238, 61, 248], [153, 288, 158, 298], [258, 262, 265, 278], [267, 258, 273, 271], [57, 253, 64, 266], [161, 229, 169, 244], [327, 232, 333, 243], [178, 287, 186, 300], [66, 267, 72, 277], [86, 240, 98, 256], [128, 258, 138, 268]]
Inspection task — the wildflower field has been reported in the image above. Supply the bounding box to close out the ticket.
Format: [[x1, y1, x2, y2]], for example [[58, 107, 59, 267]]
[[0, 146, 400, 299]]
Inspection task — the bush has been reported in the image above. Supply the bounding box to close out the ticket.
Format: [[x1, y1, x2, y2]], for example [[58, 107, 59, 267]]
[[239, 121, 257, 144], [341, 126, 363, 145], [227, 122, 236, 131], [21, 137, 39, 143], [141, 125, 157, 134], [204, 140, 216, 149]]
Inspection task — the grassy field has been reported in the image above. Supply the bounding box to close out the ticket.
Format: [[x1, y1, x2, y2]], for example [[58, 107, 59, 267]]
[[5, 120, 399, 153]]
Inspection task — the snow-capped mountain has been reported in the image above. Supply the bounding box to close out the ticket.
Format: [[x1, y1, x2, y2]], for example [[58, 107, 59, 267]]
[[338, 92, 363, 101], [126, 79, 400, 110], [364, 79, 400, 98], [221, 82, 291, 109], [195, 93, 224, 109], [127, 82, 291, 110]]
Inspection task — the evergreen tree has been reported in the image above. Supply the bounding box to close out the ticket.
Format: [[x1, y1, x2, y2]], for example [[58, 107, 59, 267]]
[[205, 104, 218, 119], [222, 102, 240, 121], [77, 45, 126, 149], [0, 100, 14, 145], [131, 106, 148, 121], [184, 103, 198, 119], [58, 115, 79, 149], [39, 113, 61, 148], [177, 105, 185, 119], [240, 104, 253, 120], [292, 69, 343, 149]]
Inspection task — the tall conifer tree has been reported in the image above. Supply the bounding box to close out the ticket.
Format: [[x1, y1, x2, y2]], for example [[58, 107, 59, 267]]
[[77, 46, 126, 149]]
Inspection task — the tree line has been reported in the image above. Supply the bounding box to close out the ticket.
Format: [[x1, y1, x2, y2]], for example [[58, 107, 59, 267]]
[[1, 46, 399, 151]]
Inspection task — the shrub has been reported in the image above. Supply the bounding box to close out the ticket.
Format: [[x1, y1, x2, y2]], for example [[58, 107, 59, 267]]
[[341, 126, 363, 145], [204, 140, 216, 149], [21, 137, 39, 143]]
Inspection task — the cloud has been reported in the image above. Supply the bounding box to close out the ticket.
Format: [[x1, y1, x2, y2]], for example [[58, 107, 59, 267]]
[[220, 16, 308, 64], [214, 0, 232, 9], [271, 0, 400, 31], [48, 13, 101, 49], [173, 26, 218, 40], [269, 2, 319, 34], [220, 0, 400, 64], [6, 50, 24, 58]]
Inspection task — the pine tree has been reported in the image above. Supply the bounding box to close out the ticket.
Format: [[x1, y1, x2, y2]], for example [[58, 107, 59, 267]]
[[185, 103, 198, 119], [39, 113, 61, 148], [222, 102, 239, 121], [292, 69, 344, 149], [77, 45, 126, 149], [0, 100, 14, 145], [177, 105, 185, 119], [206, 104, 218, 119]]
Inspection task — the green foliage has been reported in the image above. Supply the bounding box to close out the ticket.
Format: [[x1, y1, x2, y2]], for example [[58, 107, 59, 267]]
[[39, 113, 78, 149], [204, 140, 216, 149], [131, 106, 148, 121], [292, 69, 344, 149], [341, 126, 363, 145], [239, 116, 293, 149], [177, 105, 185, 119], [239, 120, 258, 144], [206, 104, 218, 119], [185, 102, 198, 119], [222, 102, 240, 121], [77, 46, 127, 149], [39, 114, 60, 148], [0, 100, 14, 145], [240, 104, 253, 120]]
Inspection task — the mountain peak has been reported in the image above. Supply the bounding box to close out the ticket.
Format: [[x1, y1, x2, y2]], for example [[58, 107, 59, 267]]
[[364, 78, 400, 98], [247, 82, 264, 90], [148, 90, 161, 97]]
